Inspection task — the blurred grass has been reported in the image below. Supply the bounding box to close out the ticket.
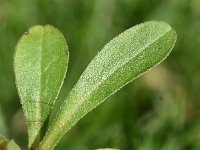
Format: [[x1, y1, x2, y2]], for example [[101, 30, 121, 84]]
[[0, 0, 200, 150]]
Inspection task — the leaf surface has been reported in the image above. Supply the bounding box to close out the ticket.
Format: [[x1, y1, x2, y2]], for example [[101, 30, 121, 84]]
[[14, 25, 68, 148], [39, 21, 176, 149]]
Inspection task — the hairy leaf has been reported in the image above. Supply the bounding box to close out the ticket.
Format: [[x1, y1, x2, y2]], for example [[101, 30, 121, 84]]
[[39, 21, 176, 149], [14, 25, 68, 148]]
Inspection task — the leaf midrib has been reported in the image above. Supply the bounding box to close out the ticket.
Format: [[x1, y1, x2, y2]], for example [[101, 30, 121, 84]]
[[37, 27, 44, 124]]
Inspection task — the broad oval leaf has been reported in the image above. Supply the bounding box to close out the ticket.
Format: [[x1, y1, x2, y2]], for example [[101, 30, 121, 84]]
[[14, 25, 68, 148], [39, 21, 176, 149]]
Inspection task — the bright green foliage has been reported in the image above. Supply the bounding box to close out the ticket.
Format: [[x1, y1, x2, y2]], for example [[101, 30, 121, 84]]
[[0, 0, 199, 149], [14, 25, 68, 148], [38, 21, 176, 149]]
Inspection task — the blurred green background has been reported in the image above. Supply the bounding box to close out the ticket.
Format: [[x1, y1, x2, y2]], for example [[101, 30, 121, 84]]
[[0, 0, 200, 149]]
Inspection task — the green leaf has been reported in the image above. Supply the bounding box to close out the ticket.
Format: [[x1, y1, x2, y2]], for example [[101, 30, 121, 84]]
[[39, 21, 177, 149], [0, 135, 21, 150], [6, 140, 21, 150], [14, 25, 68, 148]]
